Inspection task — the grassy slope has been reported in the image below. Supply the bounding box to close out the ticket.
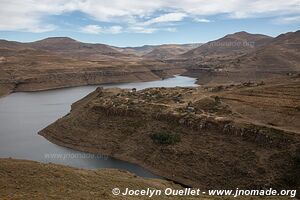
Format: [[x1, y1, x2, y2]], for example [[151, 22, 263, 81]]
[[0, 158, 290, 200]]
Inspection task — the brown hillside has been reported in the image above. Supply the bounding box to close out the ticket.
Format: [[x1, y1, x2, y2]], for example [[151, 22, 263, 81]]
[[181, 31, 272, 59], [39, 76, 300, 191]]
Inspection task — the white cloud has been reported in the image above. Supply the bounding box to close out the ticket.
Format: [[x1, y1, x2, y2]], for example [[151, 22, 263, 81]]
[[81, 25, 123, 34], [142, 13, 187, 26], [0, 0, 299, 33], [272, 16, 300, 24], [194, 18, 212, 23], [0, 0, 61, 32], [81, 25, 102, 34], [165, 27, 177, 32], [128, 26, 157, 33], [107, 26, 123, 34]]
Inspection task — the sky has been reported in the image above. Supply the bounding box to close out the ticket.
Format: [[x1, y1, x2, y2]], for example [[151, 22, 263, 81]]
[[0, 0, 299, 47]]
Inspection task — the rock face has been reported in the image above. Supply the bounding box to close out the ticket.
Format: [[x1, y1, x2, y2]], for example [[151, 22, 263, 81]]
[[0, 37, 186, 96], [39, 76, 300, 190]]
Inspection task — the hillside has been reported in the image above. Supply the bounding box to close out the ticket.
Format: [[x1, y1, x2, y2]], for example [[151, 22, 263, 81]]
[[227, 30, 300, 72], [167, 31, 273, 74], [1, 158, 291, 199], [0, 158, 190, 200], [118, 43, 202, 57], [0, 38, 185, 96], [39, 76, 300, 191], [181, 31, 272, 59], [181, 30, 299, 85], [143, 44, 202, 60], [28, 37, 125, 59]]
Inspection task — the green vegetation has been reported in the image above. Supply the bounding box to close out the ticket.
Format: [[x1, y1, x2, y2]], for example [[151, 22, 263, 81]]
[[150, 132, 181, 145]]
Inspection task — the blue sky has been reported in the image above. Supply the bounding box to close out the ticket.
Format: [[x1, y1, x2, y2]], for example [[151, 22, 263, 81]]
[[0, 0, 299, 47]]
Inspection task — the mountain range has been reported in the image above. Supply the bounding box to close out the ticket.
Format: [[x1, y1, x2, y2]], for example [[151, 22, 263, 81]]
[[0, 30, 299, 96]]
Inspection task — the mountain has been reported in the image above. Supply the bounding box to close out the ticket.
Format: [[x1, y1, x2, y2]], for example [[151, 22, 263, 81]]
[[118, 43, 202, 57], [0, 39, 31, 51], [181, 31, 273, 59], [0, 38, 184, 96], [28, 37, 125, 59], [228, 30, 300, 72], [182, 30, 300, 85], [118, 45, 158, 55], [143, 44, 203, 60]]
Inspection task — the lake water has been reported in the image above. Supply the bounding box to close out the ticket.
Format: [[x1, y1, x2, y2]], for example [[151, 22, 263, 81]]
[[0, 75, 197, 178]]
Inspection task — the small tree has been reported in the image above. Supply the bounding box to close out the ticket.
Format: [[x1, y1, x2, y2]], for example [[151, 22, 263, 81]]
[[150, 132, 181, 145]]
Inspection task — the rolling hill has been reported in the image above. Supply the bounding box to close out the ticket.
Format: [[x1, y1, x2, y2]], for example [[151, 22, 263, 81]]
[[0, 38, 185, 96], [181, 31, 272, 59]]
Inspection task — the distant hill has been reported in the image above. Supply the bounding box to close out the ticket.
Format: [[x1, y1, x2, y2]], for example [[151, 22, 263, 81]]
[[117, 43, 202, 56], [117, 45, 158, 55], [0, 31, 299, 93], [181, 31, 272, 59], [228, 30, 300, 72], [0, 39, 32, 51], [0, 37, 183, 95], [143, 44, 203, 60], [181, 30, 300, 84], [28, 37, 124, 59]]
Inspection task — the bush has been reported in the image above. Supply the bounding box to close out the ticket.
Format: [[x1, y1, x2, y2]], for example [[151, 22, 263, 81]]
[[150, 132, 181, 145]]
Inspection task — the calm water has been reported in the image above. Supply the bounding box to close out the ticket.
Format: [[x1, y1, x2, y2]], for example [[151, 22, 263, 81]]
[[0, 75, 197, 178]]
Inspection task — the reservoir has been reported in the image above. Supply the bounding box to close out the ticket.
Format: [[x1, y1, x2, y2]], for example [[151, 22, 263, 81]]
[[0, 75, 197, 178]]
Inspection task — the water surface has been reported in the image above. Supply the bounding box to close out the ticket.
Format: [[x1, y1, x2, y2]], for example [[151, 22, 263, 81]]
[[0, 75, 197, 178]]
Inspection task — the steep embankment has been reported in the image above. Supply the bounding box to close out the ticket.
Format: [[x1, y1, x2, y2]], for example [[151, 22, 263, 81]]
[[39, 76, 300, 190], [0, 37, 185, 97]]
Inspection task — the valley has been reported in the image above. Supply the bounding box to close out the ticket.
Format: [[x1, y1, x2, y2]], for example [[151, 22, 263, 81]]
[[1, 30, 299, 199]]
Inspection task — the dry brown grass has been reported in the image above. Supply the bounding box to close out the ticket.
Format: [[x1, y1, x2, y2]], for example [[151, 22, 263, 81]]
[[0, 158, 291, 200]]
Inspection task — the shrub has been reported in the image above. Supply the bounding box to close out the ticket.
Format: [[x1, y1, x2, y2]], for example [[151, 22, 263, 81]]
[[150, 132, 181, 145]]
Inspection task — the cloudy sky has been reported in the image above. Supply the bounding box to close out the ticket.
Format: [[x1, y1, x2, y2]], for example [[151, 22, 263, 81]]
[[0, 0, 299, 46]]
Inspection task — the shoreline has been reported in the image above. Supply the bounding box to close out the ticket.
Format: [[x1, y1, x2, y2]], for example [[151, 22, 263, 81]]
[[38, 131, 192, 187], [0, 68, 186, 98], [0, 75, 198, 181], [38, 79, 300, 189], [0, 76, 164, 98]]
